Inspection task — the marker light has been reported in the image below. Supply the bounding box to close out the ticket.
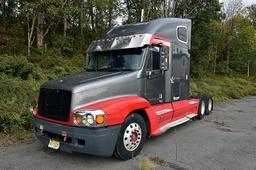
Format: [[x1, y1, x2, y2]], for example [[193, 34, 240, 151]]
[[74, 115, 82, 125], [31, 97, 38, 116], [96, 115, 105, 124]]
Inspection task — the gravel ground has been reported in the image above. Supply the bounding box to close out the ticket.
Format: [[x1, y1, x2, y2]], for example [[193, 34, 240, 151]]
[[1, 96, 256, 170]]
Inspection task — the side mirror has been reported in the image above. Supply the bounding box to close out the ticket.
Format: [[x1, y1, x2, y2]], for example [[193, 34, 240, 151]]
[[160, 47, 169, 71]]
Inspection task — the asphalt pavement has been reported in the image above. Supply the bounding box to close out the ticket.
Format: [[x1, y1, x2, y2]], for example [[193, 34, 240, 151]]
[[1, 96, 256, 170]]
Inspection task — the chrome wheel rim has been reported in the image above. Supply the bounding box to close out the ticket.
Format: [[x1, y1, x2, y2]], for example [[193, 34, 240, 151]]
[[123, 122, 142, 151], [201, 101, 206, 116], [208, 99, 213, 112]]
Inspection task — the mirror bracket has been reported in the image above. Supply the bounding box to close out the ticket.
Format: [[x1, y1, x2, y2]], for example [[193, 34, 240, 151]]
[[160, 47, 169, 71]]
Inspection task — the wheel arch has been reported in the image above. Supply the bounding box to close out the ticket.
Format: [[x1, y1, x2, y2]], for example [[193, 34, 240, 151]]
[[128, 109, 151, 136]]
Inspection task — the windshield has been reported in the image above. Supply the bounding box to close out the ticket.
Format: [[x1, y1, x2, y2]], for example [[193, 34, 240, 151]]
[[86, 48, 145, 71]]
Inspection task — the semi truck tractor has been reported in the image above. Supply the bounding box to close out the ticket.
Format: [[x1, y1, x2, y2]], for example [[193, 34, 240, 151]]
[[32, 18, 213, 160]]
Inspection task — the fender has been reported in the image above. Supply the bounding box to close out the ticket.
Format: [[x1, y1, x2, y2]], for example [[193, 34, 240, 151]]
[[73, 95, 158, 128]]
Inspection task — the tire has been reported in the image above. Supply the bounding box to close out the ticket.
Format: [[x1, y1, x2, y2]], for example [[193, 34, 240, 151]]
[[114, 113, 147, 161], [205, 96, 213, 115], [197, 99, 206, 120], [195, 94, 213, 115]]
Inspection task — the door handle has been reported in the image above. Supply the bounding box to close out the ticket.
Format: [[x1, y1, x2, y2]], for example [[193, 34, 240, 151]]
[[170, 76, 174, 84]]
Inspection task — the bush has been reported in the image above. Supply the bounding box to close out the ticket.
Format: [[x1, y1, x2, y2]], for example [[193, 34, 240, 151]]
[[0, 74, 40, 133], [190, 75, 256, 102], [0, 55, 83, 135], [0, 55, 32, 80]]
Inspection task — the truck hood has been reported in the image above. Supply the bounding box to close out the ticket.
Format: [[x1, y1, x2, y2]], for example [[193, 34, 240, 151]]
[[41, 71, 124, 91], [40, 71, 141, 110]]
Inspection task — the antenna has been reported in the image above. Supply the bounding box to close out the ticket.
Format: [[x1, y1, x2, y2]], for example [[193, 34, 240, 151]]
[[141, 9, 144, 22]]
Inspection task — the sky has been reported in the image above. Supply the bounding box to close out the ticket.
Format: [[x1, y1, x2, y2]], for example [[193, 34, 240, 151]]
[[221, 0, 256, 6], [242, 0, 256, 6]]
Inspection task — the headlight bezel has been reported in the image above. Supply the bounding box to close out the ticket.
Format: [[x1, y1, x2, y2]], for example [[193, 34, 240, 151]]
[[73, 109, 106, 127]]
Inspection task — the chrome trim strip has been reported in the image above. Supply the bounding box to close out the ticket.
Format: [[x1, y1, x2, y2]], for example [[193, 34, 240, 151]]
[[160, 113, 197, 133], [186, 113, 197, 119], [156, 109, 173, 116], [160, 117, 189, 133], [189, 101, 198, 105]]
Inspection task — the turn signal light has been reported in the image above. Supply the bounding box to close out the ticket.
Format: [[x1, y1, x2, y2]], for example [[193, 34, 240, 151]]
[[75, 115, 82, 125], [32, 108, 38, 116], [96, 115, 105, 124], [32, 97, 38, 116]]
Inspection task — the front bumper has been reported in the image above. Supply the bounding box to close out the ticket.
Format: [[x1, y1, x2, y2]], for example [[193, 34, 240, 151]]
[[34, 117, 121, 156]]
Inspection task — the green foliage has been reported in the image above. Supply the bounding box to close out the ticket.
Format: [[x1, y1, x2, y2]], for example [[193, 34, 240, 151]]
[[0, 55, 84, 134], [0, 74, 40, 133], [190, 76, 256, 102], [1, 0, 256, 76], [0, 55, 44, 80]]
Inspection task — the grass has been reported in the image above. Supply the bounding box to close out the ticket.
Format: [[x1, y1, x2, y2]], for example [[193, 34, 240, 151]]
[[190, 75, 256, 102], [139, 156, 189, 170], [139, 159, 156, 170], [0, 130, 35, 146]]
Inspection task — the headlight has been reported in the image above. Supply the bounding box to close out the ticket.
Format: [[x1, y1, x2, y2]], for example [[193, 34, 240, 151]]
[[73, 110, 106, 127]]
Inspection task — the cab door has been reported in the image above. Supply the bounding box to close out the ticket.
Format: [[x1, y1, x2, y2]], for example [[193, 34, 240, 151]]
[[145, 46, 165, 104], [171, 45, 190, 101], [171, 45, 190, 119]]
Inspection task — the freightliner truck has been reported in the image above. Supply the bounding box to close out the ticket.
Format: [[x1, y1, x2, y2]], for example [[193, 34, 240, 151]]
[[32, 18, 213, 160]]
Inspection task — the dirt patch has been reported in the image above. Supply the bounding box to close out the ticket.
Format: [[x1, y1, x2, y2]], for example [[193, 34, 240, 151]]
[[139, 159, 156, 170], [149, 157, 189, 170], [213, 121, 240, 133], [0, 131, 35, 146], [216, 126, 240, 132], [204, 118, 240, 133]]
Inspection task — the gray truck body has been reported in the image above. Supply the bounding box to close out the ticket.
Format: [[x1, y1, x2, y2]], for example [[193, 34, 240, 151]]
[[35, 18, 192, 156]]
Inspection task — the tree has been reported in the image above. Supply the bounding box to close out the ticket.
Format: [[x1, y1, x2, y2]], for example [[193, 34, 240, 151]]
[[0, 0, 255, 77], [23, 1, 37, 57]]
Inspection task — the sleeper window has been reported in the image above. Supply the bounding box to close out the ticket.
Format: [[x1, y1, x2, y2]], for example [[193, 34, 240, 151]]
[[177, 27, 187, 43]]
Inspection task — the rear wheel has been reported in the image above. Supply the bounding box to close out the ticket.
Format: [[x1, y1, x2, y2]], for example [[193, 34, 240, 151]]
[[197, 99, 206, 119], [195, 94, 213, 115], [205, 96, 213, 115], [114, 113, 147, 161]]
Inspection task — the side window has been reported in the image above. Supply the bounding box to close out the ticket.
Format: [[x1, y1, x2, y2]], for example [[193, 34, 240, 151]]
[[177, 27, 187, 43], [148, 46, 160, 70], [152, 50, 160, 70], [97, 56, 108, 69]]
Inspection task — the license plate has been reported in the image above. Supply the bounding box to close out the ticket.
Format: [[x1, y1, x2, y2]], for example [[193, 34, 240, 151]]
[[48, 139, 60, 150]]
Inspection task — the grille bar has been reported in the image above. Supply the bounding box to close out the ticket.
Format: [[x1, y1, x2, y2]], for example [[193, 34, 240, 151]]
[[38, 88, 72, 122]]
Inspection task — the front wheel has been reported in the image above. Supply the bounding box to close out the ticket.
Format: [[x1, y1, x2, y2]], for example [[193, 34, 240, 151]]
[[114, 113, 147, 160]]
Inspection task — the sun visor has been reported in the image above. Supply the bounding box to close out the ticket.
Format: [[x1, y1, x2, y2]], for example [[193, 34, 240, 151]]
[[87, 34, 152, 52]]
